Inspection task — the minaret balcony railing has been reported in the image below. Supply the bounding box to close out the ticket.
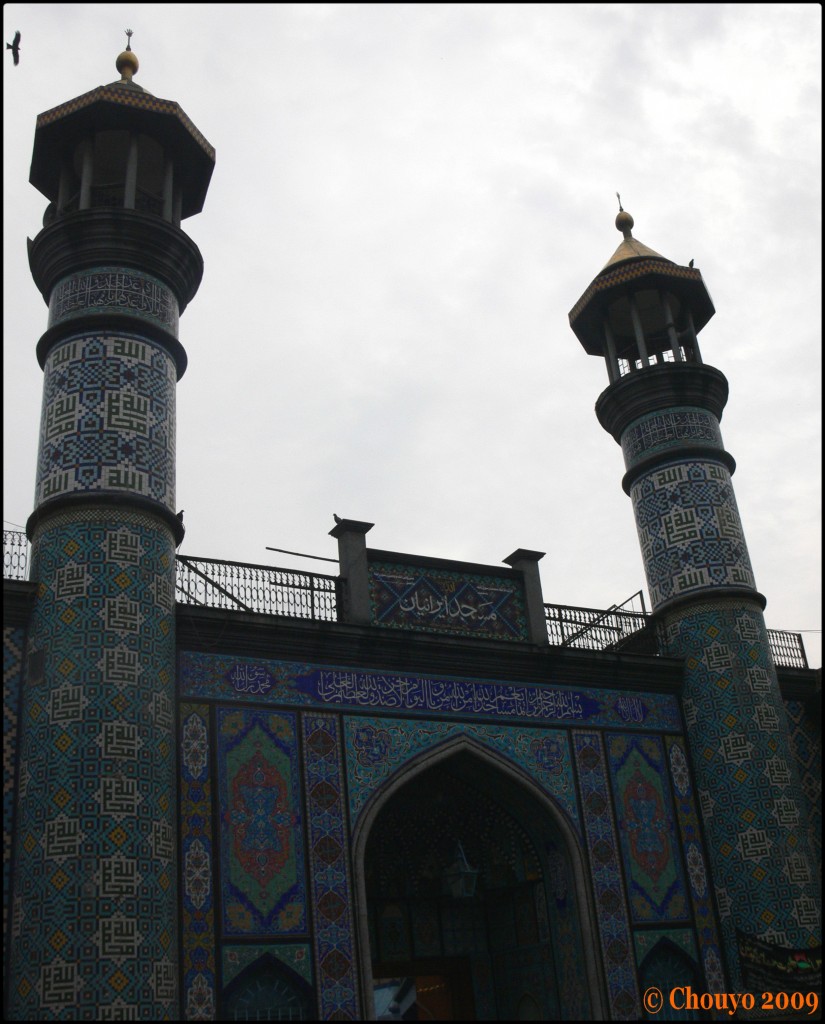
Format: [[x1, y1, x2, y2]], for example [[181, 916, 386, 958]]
[[45, 185, 164, 225]]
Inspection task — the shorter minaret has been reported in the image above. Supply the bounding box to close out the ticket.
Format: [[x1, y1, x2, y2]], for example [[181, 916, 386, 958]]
[[568, 205, 821, 992]]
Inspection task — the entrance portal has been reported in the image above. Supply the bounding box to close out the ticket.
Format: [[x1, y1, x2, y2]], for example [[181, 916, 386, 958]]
[[362, 749, 592, 1020]]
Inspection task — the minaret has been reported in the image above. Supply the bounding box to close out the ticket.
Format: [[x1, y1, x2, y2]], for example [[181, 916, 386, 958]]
[[568, 205, 821, 992], [9, 38, 214, 1019]]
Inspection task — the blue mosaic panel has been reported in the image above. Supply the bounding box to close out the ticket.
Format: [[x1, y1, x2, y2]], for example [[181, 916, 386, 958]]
[[630, 460, 755, 609], [664, 600, 821, 989], [179, 653, 682, 733], [222, 944, 312, 987], [784, 699, 822, 883], [665, 735, 727, 994], [545, 836, 591, 1018], [180, 705, 216, 1021], [344, 717, 579, 833], [368, 559, 528, 641], [216, 708, 307, 937], [8, 507, 178, 1019], [607, 734, 689, 923], [35, 332, 177, 512], [621, 407, 724, 471], [303, 714, 360, 1020], [4, 626, 25, 953], [573, 730, 640, 1020], [48, 267, 180, 336]]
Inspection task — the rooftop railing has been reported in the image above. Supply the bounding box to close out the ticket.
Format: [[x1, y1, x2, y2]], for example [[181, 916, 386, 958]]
[[175, 555, 338, 622], [2, 530, 810, 668]]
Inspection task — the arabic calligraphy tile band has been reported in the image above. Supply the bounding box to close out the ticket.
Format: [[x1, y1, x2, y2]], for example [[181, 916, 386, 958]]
[[630, 459, 755, 608], [35, 331, 177, 513], [48, 267, 180, 336]]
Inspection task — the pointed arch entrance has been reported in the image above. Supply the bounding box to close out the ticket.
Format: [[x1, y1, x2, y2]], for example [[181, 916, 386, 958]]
[[352, 737, 606, 1020]]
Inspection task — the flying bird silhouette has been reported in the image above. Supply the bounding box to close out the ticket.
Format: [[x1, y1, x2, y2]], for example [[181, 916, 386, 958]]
[[688, 258, 694, 268], [7, 30, 21, 65]]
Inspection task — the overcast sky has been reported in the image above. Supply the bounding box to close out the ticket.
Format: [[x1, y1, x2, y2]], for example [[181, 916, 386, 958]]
[[3, 4, 821, 667]]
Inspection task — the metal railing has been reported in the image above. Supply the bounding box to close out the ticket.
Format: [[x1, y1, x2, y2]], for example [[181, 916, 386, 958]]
[[3, 529, 30, 582], [2, 530, 810, 667], [545, 601, 653, 652], [175, 555, 338, 622]]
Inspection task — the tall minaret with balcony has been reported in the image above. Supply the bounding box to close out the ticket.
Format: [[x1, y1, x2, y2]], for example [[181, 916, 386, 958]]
[[8, 39, 214, 1019], [568, 206, 821, 991]]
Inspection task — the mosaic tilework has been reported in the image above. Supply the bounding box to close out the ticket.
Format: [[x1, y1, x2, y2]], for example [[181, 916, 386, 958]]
[[49, 267, 180, 336], [216, 709, 306, 937], [633, 926, 698, 967], [180, 704, 216, 1021], [545, 836, 591, 1018], [784, 699, 822, 882], [8, 507, 178, 1019], [302, 714, 361, 1020], [36, 331, 177, 511], [222, 943, 312, 987], [368, 560, 528, 641], [179, 652, 682, 733], [665, 735, 726, 993], [344, 717, 579, 833], [607, 734, 688, 923], [630, 460, 755, 608], [4, 626, 24, 958], [664, 600, 821, 989], [621, 407, 723, 471], [573, 730, 641, 1020]]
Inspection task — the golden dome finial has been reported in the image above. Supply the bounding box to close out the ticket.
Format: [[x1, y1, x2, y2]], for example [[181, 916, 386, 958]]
[[615, 192, 634, 239], [116, 28, 139, 81]]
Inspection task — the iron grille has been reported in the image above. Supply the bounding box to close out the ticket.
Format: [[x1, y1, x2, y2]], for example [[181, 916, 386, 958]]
[[175, 555, 338, 622], [3, 529, 29, 582]]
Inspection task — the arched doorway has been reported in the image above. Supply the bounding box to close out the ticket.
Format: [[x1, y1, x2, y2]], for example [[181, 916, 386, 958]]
[[353, 740, 603, 1020]]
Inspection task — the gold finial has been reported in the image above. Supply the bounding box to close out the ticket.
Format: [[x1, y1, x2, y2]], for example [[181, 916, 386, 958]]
[[615, 192, 634, 238], [116, 28, 139, 81]]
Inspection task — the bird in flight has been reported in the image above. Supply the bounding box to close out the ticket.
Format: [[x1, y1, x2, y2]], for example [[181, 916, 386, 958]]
[[7, 30, 21, 65]]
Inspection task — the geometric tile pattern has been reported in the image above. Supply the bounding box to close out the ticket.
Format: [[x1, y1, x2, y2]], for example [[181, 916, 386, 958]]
[[7, 507, 178, 1019], [663, 599, 822, 989], [544, 837, 591, 1019], [606, 734, 689, 923], [178, 652, 682, 733], [665, 736, 727, 993], [180, 704, 216, 1021], [621, 407, 723, 471], [48, 267, 180, 336], [215, 709, 306, 937], [783, 699, 822, 886], [344, 717, 579, 834], [4, 626, 25, 963], [630, 460, 755, 608], [36, 331, 177, 512], [302, 714, 360, 1020], [573, 730, 641, 1020]]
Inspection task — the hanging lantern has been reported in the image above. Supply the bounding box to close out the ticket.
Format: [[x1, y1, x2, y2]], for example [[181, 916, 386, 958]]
[[443, 841, 478, 898]]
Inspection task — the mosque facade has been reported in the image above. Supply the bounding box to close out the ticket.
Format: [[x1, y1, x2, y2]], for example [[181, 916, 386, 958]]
[[3, 47, 821, 1022]]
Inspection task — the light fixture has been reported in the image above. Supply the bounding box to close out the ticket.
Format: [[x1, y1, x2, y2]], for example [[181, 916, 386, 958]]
[[443, 841, 478, 898]]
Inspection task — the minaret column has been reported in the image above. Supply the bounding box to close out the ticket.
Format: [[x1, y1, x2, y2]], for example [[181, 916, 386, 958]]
[[8, 41, 213, 1021], [570, 209, 821, 996]]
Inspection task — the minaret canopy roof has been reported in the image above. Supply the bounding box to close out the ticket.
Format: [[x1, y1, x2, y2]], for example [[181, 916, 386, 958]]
[[30, 82, 215, 219], [569, 208, 715, 355]]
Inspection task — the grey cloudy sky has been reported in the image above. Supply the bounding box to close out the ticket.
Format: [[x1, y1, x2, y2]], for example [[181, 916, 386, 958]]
[[3, 4, 821, 666]]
